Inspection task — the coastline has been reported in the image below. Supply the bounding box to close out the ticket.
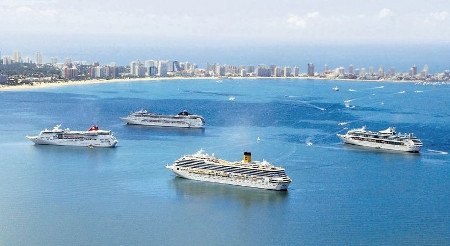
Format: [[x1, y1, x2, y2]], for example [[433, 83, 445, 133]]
[[0, 76, 436, 92], [0, 77, 216, 91]]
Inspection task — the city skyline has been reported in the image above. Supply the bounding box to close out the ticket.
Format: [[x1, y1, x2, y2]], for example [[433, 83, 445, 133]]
[[1, 47, 449, 86], [1, 0, 449, 71]]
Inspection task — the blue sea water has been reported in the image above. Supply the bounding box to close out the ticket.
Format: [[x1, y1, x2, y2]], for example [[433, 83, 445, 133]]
[[0, 79, 449, 245]]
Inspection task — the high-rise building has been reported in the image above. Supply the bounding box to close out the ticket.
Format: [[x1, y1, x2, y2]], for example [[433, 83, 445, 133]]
[[36, 52, 43, 65], [13, 51, 21, 63], [157, 61, 168, 77], [422, 64, 429, 77], [173, 61, 181, 72], [348, 64, 354, 74], [378, 66, 384, 77], [307, 63, 315, 76], [255, 65, 271, 77], [106, 65, 118, 78], [246, 66, 255, 74], [2, 56, 12, 65], [411, 64, 417, 75], [50, 57, 58, 65], [130, 60, 145, 77], [144, 60, 157, 76], [239, 68, 246, 77], [61, 65, 78, 80], [292, 67, 300, 77], [283, 67, 291, 77], [214, 65, 225, 76]]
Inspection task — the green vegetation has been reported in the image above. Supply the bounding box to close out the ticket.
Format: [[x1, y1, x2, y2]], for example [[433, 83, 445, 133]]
[[0, 63, 60, 77]]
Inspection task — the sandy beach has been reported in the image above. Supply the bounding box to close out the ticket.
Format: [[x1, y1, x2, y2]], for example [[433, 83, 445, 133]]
[[0, 77, 217, 91]]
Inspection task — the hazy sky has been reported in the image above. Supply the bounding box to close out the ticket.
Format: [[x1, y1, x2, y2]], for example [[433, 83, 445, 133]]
[[0, 0, 449, 65]]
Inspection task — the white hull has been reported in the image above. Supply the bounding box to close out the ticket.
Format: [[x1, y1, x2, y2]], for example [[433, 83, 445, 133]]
[[27, 136, 117, 148], [167, 166, 289, 191], [337, 134, 420, 152], [122, 117, 204, 128]]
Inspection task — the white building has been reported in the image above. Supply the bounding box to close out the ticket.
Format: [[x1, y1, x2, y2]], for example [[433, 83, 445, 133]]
[[36, 52, 43, 65], [292, 67, 300, 77], [158, 61, 168, 77]]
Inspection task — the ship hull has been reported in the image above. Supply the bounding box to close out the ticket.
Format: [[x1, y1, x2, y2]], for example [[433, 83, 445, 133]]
[[337, 134, 421, 153], [168, 166, 290, 191], [26, 136, 117, 148], [122, 117, 204, 128]]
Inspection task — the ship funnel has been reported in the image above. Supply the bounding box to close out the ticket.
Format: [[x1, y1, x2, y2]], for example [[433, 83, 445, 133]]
[[243, 152, 251, 163]]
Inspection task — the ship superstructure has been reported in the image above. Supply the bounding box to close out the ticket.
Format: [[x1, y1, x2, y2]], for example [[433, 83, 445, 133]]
[[121, 109, 204, 128], [337, 126, 422, 152], [166, 150, 291, 191], [26, 125, 118, 148]]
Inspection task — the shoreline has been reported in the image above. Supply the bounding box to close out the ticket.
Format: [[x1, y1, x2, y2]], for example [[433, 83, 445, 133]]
[[0, 76, 443, 91]]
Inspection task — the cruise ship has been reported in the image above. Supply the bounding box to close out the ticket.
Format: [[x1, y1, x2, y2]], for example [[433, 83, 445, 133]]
[[337, 127, 422, 152], [26, 125, 118, 148], [166, 150, 291, 191], [121, 109, 205, 128]]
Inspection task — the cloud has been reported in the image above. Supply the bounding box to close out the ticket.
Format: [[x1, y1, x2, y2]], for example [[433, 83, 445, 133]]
[[430, 11, 448, 21], [306, 12, 319, 19], [378, 8, 394, 19], [286, 11, 319, 29], [287, 15, 306, 28]]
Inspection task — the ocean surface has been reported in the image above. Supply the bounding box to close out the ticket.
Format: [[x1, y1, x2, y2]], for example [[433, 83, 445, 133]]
[[0, 78, 449, 245]]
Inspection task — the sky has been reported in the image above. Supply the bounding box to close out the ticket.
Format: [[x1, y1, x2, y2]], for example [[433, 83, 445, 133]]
[[0, 0, 449, 67]]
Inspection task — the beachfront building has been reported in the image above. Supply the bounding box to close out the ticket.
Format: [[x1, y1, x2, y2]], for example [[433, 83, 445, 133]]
[[255, 65, 271, 77], [283, 67, 291, 77], [292, 66, 300, 77], [307, 63, 315, 76], [214, 65, 225, 76], [144, 60, 157, 76], [157, 61, 168, 77], [348, 64, 354, 75], [130, 60, 145, 77], [61, 65, 78, 80], [411, 65, 417, 76], [378, 66, 384, 77]]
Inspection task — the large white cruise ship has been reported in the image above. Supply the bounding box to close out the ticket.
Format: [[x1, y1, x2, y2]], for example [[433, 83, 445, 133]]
[[121, 109, 205, 128], [166, 150, 291, 191], [26, 125, 118, 148], [337, 126, 422, 152]]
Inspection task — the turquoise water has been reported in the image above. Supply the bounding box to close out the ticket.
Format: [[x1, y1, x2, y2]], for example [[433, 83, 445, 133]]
[[0, 79, 449, 245]]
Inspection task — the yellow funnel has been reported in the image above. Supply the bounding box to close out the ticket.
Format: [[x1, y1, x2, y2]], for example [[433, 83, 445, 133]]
[[243, 152, 252, 163]]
